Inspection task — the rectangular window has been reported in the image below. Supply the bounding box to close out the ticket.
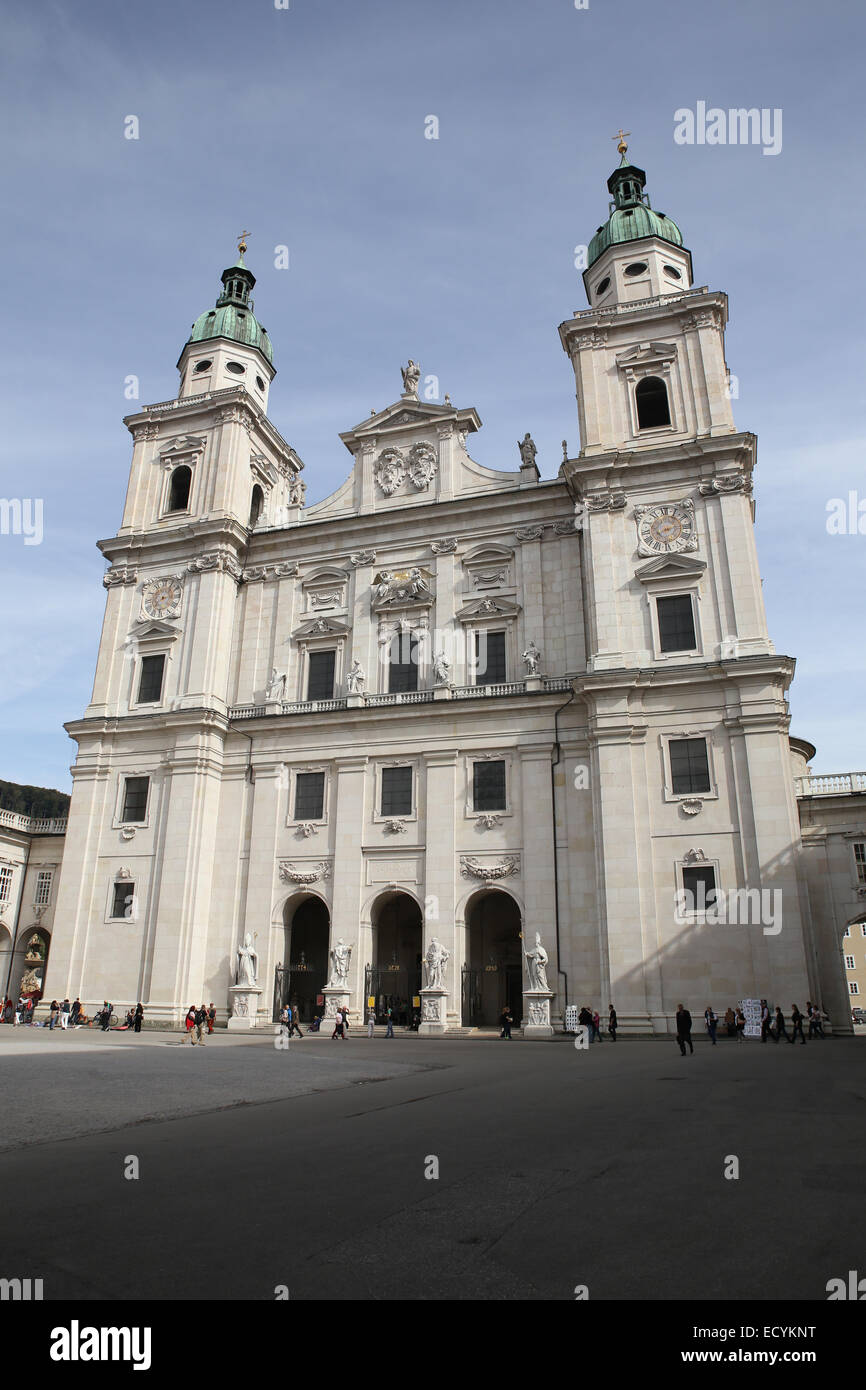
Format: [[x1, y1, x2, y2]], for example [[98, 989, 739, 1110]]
[[851, 982, 860, 996], [34, 871, 53, 906], [669, 738, 711, 795], [111, 881, 135, 919], [137, 654, 165, 703], [861, 925, 866, 938], [855, 843, 866, 883], [388, 634, 418, 693], [682, 865, 718, 911], [473, 759, 506, 812], [381, 766, 413, 817], [845, 955, 856, 970], [121, 776, 150, 823], [307, 650, 336, 702], [657, 595, 696, 653], [474, 630, 507, 685], [294, 771, 325, 821], [0, 866, 13, 902], [844, 926, 851, 938]]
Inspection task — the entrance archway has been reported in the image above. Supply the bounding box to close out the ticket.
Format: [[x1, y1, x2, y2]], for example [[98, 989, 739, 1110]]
[[10, 928, 51, 1005], [463, 891, 522, 1026], [369, 891, 422, 1026], [278, 896, 330, 1023]]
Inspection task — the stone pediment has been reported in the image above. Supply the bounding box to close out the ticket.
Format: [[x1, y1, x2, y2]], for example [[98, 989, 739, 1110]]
[[159, 434, 206, 457], [340, 398, 481, 451], [292, 616, 351, 640], [616, 341, 677, 372], [455, 595, 522, 623], [128, 619, 181, 642], [634, 553, 706, 584]]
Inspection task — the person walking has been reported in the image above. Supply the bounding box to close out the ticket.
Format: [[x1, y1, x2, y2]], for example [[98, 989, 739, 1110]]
[[101, 1001, 113, 1032], [340, 1005, 350, 1036], [592, 1009, 603, 1043], [70, 998, 81, 1026], [760, 999, 772, 1043], [812, 1004, 826, 1038], [704, 1006, 717, 1045], [60, 998, 71, 1031], [207, 1003, 216, 1035], [735, 1006, 746, 1041], [195, 1005, 207, 1045], [289, 1004, 304, 1039], [13, 996, 24, 1027], [185, 1005, 196, 1040], [367, 1011, 375, 1038], [385, 1006, 395, 1039], [48, 1000, 60, 1031], [790, 1004, 807, 1045], [676, 1003, 693, 1056], [724, 1006, 736, 1039], [331, 1009, 344, 1040], [133, 1002, 144, 1033], [499, 1006, 513, 1039], [608, 1004, 618, 1041], [773, 1006, 789, 1043]]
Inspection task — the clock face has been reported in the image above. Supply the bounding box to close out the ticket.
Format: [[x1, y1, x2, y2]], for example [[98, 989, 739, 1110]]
[[637, 504, 695, 555], [143, 578, 182, 619]]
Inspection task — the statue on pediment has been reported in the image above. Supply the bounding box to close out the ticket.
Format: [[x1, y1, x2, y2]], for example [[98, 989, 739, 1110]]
[[401, 360, 421, 398], [518, 432, 537, 468]]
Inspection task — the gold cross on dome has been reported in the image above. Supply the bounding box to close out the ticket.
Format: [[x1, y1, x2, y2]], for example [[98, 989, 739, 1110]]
[[237, 229, 251, 256], [611, 129, 630, 155]]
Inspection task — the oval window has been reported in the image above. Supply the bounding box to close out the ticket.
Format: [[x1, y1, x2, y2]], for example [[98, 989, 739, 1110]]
[[193, 359, 212, 373], [624, 262, 647, 277], [226, 361, 246, 375], [595, 277, 611, 297], [663, 265, 682, 281], [255, 376, 265, 392]]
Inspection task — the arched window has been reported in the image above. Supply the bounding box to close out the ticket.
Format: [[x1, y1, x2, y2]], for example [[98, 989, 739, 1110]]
[[167, 465, 191, 512], [635, 376, 671, 430], [249, 484, 264, 528]]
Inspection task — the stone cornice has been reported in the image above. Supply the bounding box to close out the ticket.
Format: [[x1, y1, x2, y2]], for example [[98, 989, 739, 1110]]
[[123, 387, 304, 476], [576, 653, 796, 700], [559, 286, 729, 355], [560, 432, 756, 495], [98, 517, 250, 567]]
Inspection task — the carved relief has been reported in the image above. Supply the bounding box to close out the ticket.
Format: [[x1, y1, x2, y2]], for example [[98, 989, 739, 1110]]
[[103, 566, 138, 589], [407, 442, 438, 490], [278, 861, 332, 884], [431, 537, 458, 555], [699, 473, 752, 497], [460, 856, 520, 880], [374, 449, 406, 496]]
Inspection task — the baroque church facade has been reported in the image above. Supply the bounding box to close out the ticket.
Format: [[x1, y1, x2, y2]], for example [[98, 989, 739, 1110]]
[[41, 147, 851, 1033]]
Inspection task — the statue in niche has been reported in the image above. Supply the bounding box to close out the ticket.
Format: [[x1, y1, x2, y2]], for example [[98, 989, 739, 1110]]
[[266, 668, 286, 700], [522, 641, 542, 676], [433, 651, 451, 686], [346, 660, 366, 694], [236, 933, 259, 986]]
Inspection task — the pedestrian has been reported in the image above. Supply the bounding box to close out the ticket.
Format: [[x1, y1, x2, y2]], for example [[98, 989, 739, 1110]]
[[207, 1003, 216, 1035], [592, 1009, 603, 1043], [578, 1005, 592, 1042], [185, 1005, 196, 1040], [367, 1011, 375, 1038], [724, 1006, 736, 1039], [385, 1006, 395, 1039], [340, 1005, 350, 1036], [289, 1004, 304, 1039], [790, 1004, 807, 1045], [101, 1001, 113, 1032], [812, 1004, 826, 1038], [70, 998, 81, 1025], [773, 1006, 789, 1043], [195, 1005, 207, 1045], [735, 1006, 746, 1041], [704, 1006, 717, 1045], [133, 1002, 144, 1033], [499, 1006, 513, 1039], [331, 1009, 344, 1040], [807, 1002, 825, 1039], [760, 999, 772, 1043], [676, 1003, 693, 1056], [608, 1004, 617, 1041], [13, 995, 23, 1026], [60, 998, 71, 1030], [48, 1000, 60, 1031]]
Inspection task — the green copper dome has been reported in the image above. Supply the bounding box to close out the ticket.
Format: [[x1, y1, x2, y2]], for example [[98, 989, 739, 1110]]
[[587, 151, 684, 268], [185, 251, 273, 365]]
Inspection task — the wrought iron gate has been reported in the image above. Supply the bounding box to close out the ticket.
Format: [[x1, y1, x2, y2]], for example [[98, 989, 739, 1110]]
[[462, 965, 482, 1027], [273, 965, 289, 1022]]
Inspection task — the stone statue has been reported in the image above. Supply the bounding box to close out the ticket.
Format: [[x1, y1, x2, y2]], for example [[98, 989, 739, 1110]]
[[327, 938, 352, 988], [289, 477, 306, 506], [522, 641, 542, 676], [523, 932, 549, 992], [407, 567, 430, 597], [518, 432, 537, 468], [346, 660, 366, 694], [375, 571, 393, 603], [266, 668, 286, 701], [401, 360, 421, 397], [424, 937, 450, 990], [433, 650, 451, 686], [236, 932, 259, 986]]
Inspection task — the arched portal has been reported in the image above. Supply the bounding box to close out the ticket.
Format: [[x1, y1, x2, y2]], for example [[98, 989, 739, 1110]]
[[0, 925, 13, 1009], [369, 891, 422, 1026], [463, 890, 523, 1026], [278, 896, 330, 1023], [10, 927, 51, 1005]]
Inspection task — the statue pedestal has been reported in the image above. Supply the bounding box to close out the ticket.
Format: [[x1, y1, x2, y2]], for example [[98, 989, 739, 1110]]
[[522, 990, 554, 1038], [346, 693, 364, 708], [433, 685, 452, 701], [227, 984, 263, 1031], [321, 987, 350, 1024], [525, 676, 543, 692], [264, 700, 283, 714], [418, 987, 448, 1036]]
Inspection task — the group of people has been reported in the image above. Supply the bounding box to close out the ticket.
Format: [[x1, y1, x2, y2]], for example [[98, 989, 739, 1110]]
[[676, 1000, 827, 1053], [498, 1004, 619, 1040], [184, 1004, 216, 1044]]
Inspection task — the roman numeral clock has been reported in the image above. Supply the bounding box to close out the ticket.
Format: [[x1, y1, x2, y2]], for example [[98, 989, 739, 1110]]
[[634, 501, 698, 557]]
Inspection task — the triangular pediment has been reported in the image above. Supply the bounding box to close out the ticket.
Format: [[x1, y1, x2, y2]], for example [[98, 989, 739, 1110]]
[[455, 596, 522, 623], [160, 434, 206, 456], [616, 341, 677, 368], [292, 616, 351, 640], [635, 553, 706, 584], [339, 396, 481, 452], [128, 620, 181, 642]]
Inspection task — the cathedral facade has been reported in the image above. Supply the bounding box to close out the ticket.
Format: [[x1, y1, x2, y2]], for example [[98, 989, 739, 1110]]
[[43, 149, 847, 1033]]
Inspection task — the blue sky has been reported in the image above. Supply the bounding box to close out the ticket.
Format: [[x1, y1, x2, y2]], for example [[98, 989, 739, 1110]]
[[1, 0, 863, 790]]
